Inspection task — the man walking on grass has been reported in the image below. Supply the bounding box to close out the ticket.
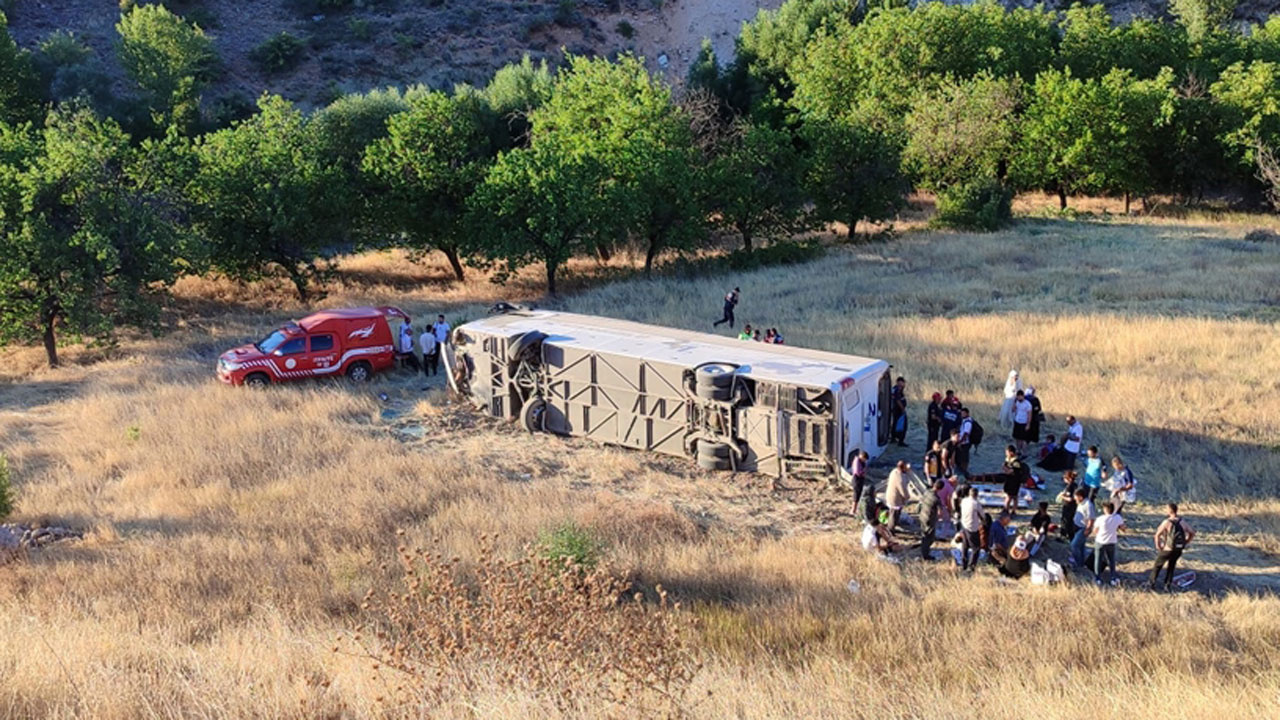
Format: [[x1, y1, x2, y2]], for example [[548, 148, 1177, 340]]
[[713, 287, 740, 329], [1150, 503, 1194, 591], [959, 487, 983, 572], [1070, 488, 1096, 567], [1093, 502, 1126, 586]]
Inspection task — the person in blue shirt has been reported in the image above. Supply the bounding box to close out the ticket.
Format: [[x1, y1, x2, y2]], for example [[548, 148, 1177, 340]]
[[989, 511, 1012, 562], [1083, 446, 1104, 500]]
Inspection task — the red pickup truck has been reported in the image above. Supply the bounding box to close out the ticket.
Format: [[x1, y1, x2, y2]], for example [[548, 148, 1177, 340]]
[[216, 306, 410, 387]]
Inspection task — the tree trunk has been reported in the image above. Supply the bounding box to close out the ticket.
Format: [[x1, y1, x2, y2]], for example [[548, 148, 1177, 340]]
[[1057, 187, 1067, 210], [596, 244, 612, 263], [441, 247, 465, 282], [545, 261, 558, 297], [847, 219, 857, 241], [1124, 191, 1131, 215], [741, 227, 753, 253], [288, 268, 310, 303], [644, 234, 660, 276], [42, 313, 59, 368]]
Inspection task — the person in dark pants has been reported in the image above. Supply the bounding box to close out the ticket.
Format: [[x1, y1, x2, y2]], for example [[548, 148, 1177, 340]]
[[891, 376, 908, 446], [926, 393, 943, 449], [1150, 503, 1194, 591], [959, 487, 983, 571], [712, 287, 740, 328], [849, 450, 870, 518], [420, 327, 439, 376], [860, 478, 878, 526], [1093, 502, 1125, 586], [919, 480, 944, 560], [956, 407, 974, 477]]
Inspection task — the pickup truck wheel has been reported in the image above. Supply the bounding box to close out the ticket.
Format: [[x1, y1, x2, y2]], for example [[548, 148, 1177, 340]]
[[346, 361, 372, 383], [520, 397, 547, 433], [244, 373, 269, 388]]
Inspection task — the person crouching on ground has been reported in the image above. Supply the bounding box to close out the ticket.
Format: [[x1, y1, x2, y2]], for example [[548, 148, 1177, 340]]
[[1028, 501, 1051, 555], [988, 511, 1013, 565], [999, 533, 1033, 579], [862, 516, 902, 555]]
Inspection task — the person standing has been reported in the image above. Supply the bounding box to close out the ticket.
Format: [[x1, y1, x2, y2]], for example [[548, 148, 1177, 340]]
[[940, 429, 961, 478], [849, 450, 870, 519], [1093, 502, 1126, 586], [1107, 456, 1136, 514], [1070, 488, 1096, 567], [890, 377, 908, 447], [713, 287, 740, 328], [432, 314, 451, 346], [398, 323, 421, 372], [926, 393, 943, 449], [919, 480, 943, 560], [1025, 387, 1044, 445], [923, 441, 944, 483], [1062, 415, 1083, 466], [1083, 446, 1104, 500], [1011, 390, 1033, 455], [998, 370, 1021, 430], [939, 391, 961, 441], [885, 461, 911, 532], [1059, 477, 1080, 540], [956, 407, 974, 477], [420, 326, 439, 376], [959, 487, 983, 572], [1001, 444, 1028, 516], [1150, 503, 1194, 591], [860, 475, 878, 526]]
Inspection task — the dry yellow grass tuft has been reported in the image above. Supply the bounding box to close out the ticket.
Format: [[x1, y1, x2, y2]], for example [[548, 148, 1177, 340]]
[[1, 214, 1279, 717]]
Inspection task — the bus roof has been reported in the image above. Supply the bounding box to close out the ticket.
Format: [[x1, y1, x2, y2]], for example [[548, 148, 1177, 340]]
[[459, 310, 888, 389]]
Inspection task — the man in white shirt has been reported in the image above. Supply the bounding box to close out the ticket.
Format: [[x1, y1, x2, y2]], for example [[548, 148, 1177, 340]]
[[1011, 389, 1033, 455], [1093, 502, 1126, 586], [1063, 415, 1084, 465], [432, 314, 451, 345], [956, 408, 974, 477], [398, 323, 420, 371], [420, 327, 439, 376], [1070, 488, 1095, 567], [959, 487, 983, 571]]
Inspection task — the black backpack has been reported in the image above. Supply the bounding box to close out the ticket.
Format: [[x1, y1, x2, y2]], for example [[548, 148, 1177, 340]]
[[1169, 518, 1189, 550], [968, 419, 985, 447]]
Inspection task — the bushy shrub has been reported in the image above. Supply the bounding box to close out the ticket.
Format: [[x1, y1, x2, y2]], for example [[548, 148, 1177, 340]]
[[538, 522, 600, 569], [934, 179, 1014, 231], [251, 32, 305, 73], [1244, 228, 1279, 243], [554, 0, 577, 27], [616, 20, 634, 39], [350, 536, 697, 713], [725, 240, 824, 271]]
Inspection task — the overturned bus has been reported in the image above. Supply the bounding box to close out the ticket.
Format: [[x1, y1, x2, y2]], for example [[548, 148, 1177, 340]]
[[445, 308, 892, 482]]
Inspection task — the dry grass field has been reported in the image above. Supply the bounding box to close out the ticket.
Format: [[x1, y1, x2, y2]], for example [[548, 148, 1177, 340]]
[[2, 213, 1280, 718]]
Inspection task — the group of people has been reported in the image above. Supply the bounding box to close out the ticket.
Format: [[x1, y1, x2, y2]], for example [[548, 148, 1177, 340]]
[[710, 287, 786, 343], [397, 314, 452, 377], [859, 369, 1196, 592]]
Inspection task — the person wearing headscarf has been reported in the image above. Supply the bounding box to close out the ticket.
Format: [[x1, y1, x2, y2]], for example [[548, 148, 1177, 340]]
[[998, 370, 1021, 430]]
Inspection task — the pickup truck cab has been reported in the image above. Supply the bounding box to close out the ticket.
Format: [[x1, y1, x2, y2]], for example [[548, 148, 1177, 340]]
[[217, 306, 409, 387]]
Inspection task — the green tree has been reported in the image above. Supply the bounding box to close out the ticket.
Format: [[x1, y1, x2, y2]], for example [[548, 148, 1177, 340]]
[[1212, 61, 1280, 164], [1013, 68, 1176, 210], [1058, 5, 1189, 80], [903, 73, 1020, 192], [0, 11, 43, 126], [471, 146, 609, 296], [188, 95, 342, 301], [311, 87, 418, 246], [116, 3, 218, 132], [484, 54, 553, 148], [1170, 0, 1237, 43], [532, 55, 704, 273], [706, 121, 811, 250], [0, 108, 183, 367], [801, 113, 908, 238], [363, 91, 495, 281]]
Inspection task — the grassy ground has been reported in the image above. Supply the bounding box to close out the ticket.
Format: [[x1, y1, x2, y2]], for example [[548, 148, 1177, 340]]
[[1, 212, 1279, 718]]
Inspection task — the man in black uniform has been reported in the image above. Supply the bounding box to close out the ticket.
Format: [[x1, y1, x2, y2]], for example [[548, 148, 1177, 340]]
[[712, 287, 740, 329]]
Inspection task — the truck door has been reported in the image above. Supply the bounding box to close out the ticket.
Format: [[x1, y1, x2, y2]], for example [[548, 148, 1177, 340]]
[[307, 333, 338, 375], [271, 337, 308, 378]]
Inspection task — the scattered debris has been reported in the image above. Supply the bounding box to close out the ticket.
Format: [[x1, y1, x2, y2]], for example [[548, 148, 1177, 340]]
[[845, 579, 861, 594], [0, 523, 82, 553]]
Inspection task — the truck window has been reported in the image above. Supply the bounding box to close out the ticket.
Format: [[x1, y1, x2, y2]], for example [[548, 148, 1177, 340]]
[[255, 330, 287, 354], [277, 338, 306, 356], [310, 335, 334, 352]]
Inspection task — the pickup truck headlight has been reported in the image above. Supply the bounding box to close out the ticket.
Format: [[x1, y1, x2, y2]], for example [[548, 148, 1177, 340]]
[[219, 358, 242, 371]]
